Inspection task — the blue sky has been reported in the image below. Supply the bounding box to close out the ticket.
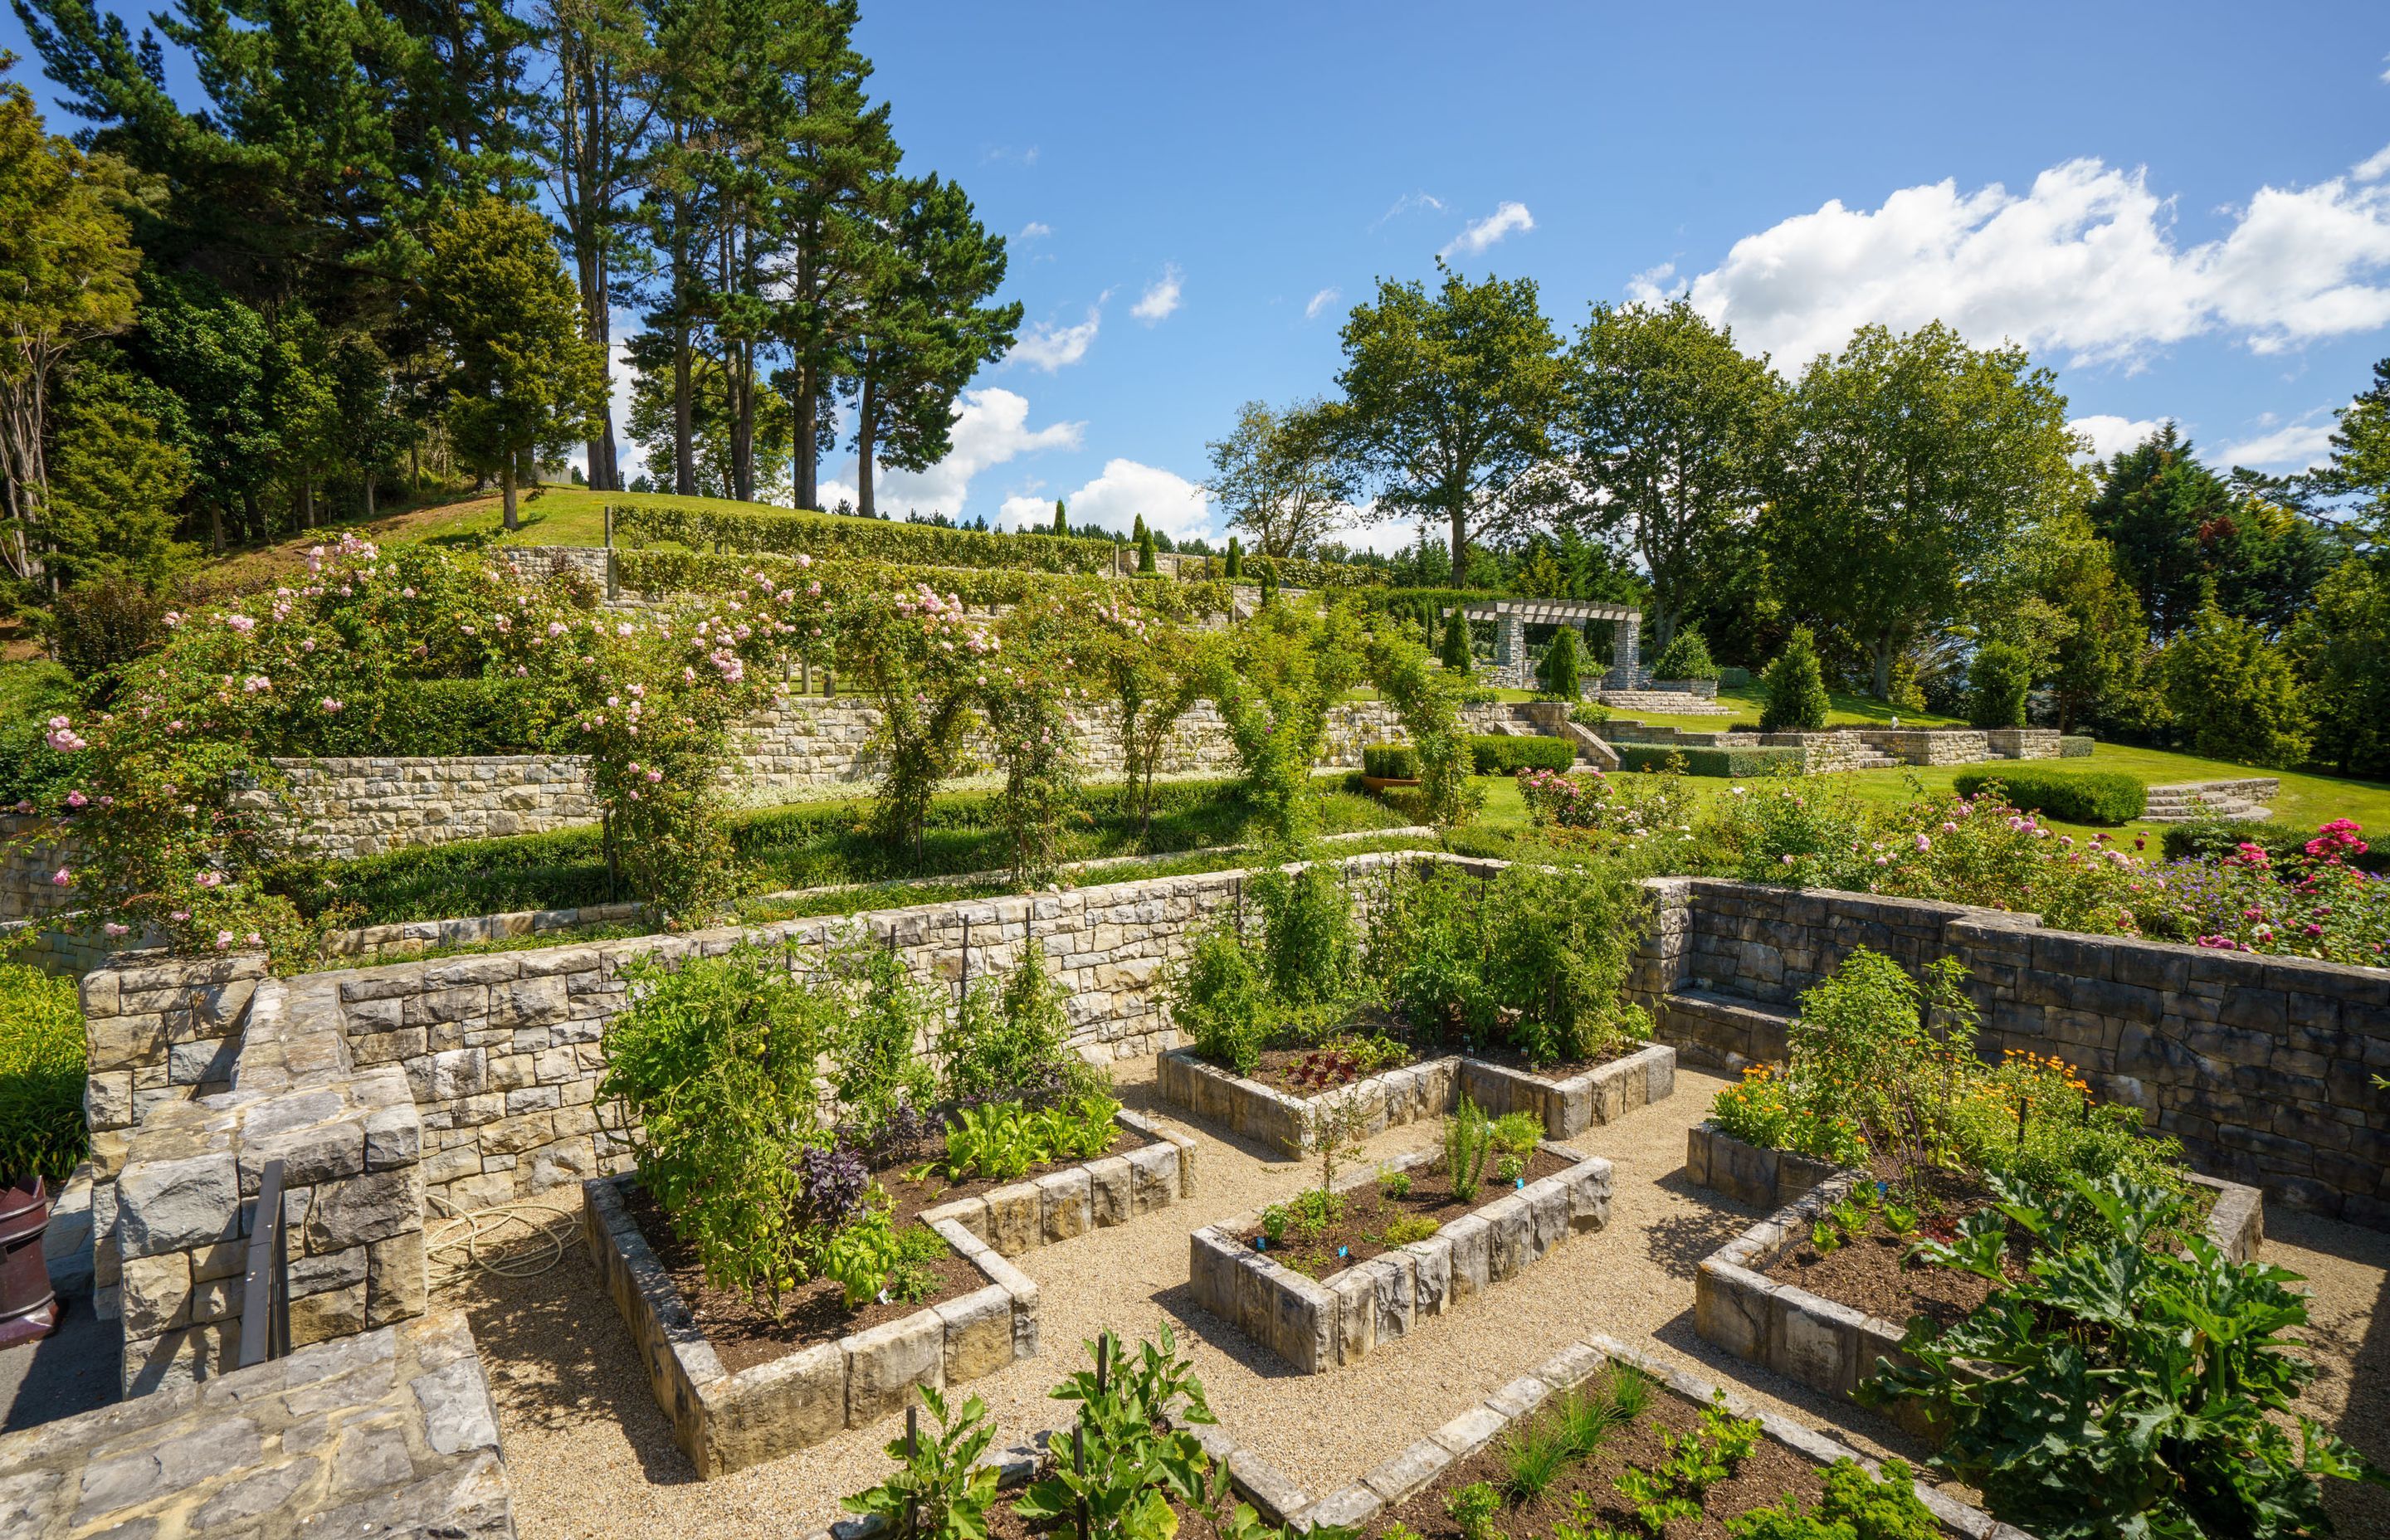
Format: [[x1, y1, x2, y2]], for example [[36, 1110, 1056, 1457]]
[[9, 2, 2389, 543]]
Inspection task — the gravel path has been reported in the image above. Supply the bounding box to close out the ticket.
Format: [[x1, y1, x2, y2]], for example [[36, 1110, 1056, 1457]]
[[445, 1060, 2387, 1540]]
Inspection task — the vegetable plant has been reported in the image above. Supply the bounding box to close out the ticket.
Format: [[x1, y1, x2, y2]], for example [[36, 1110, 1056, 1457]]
[[841, 1386, 1001, 1540], [1725, 1458, 1939, 1540], [1445, 1094, 1494, 1204], [1865, 1172, 2389, 1539]]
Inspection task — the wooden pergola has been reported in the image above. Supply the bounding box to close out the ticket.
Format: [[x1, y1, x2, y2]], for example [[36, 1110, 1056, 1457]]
[[1444, 597, 1643, 694]]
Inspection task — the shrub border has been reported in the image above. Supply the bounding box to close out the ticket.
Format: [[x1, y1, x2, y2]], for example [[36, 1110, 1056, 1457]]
[[1186, 1138, 1612, 1375]]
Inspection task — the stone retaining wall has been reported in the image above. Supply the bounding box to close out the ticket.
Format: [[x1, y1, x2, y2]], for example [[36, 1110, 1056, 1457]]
[[1632, 877, 2390, 1228], [0, 1310, 516, 1539], [1188, 1140, 1612, 1374], [0, 816, 83, 920], [258, 756, 600, 860]]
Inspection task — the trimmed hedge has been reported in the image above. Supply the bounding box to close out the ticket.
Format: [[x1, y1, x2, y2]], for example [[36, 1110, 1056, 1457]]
[[1363, 743, 1420, 779], [2160, 817, 2390, 875], [1616, 743, 1806, 777], [2058, 735, 2095, 758], [1467, 734, 1577, 773], [612, 501, 1386, 587], [290, 676, 546, 757], [1952, 767, 2146, 826], [614, 550, 1240, 621]]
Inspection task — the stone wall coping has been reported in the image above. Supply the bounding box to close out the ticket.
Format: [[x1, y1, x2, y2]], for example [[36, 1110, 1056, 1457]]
[[913, 1107, 1200, 1257], [1198, 1330, 2028, 1538]]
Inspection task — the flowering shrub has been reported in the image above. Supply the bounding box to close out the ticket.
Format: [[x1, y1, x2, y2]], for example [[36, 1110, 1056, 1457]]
[[32, 536, 830, 953], [2144, 821, 2389, 966], [1518, 764, 1695, 840], [1709, 1063, 1870, 1167]]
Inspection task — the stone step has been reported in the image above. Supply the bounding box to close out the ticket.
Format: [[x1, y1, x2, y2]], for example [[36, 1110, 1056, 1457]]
[[2143, 777, 2281, 823], [1597, 690, 1734, 716], [1654, 988, 1796, 1071]]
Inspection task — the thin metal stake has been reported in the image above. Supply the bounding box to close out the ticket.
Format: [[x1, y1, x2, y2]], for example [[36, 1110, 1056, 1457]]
[[1096, 1333, 1110, 1397], [906, 1406, 919, 1538], [959, 914, 971, 1004]]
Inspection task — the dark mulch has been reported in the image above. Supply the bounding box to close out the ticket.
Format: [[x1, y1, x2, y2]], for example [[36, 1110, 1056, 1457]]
[[1230, 1148, 1574, 1276], [1376, 1377, 1827, 1540], [1246, 1043, 1421, 1097], [621, 1128, 1147, 1376], [1759, 1162, 2012, 1330], [1459, 1037, 1641, 1082]]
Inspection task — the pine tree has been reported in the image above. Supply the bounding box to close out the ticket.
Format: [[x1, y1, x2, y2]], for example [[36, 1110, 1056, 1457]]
[[1440, 609, 1471, 675], [2161, 595, 2310, 770], [1052, 500, 1068, 536], [1759, 626, 1830, 730]]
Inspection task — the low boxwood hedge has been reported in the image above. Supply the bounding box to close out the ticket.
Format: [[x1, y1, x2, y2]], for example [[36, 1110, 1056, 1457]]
[[1952, 766, 2145, 826], [1363, 743, 1420, 779], [1615, 743, 1806, 777], [1467, 734, 1577, 773]]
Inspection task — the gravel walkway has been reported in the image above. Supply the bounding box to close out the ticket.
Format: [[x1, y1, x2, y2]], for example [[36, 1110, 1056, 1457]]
[[445, 1060, 2387, 1540]]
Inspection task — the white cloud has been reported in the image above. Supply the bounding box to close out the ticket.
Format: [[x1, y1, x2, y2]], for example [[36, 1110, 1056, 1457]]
[[2357, 144, 2390, 183], [2070, 413, 2165, 461], [2217, 416, 2337, 470], [1006, 306, 1103, 371], [1662, 151, 2390, 370], [1624, 263, 1684, 304], [870, 388, 1084, 520], [1004, 459, 1215, 541], [1441, 201, 1535, 259], [1132, 265, 1183, 324], [1305, 287, 1341, 320], [1017, 221, 1052, 240], [1373, 192, 1445, 231]]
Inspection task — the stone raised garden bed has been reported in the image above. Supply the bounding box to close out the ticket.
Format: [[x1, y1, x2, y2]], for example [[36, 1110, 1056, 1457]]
[[1157, 1043, 1674, 1157], [915, 1108, 1198, 1256], [1194, 1333, 2027, 1538], [1692, 1128, 2267, 1438], [1188, 1140, 1612, 1373], [583, 1108, 1198, 1476]]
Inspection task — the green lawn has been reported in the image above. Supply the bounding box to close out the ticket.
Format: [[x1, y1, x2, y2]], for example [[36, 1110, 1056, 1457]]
[[1460, 738, 2390, 850]]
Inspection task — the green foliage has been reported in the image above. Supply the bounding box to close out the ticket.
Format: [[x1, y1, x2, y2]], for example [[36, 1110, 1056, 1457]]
[[1383, 1214, 1440, 1245], [2160, 594, 2312, 769], [828, 933, 941, 1143], [1725, 1459, 1939, 1540], [1490, 1111, 1544, 1158], [597, 944, 837, 1315], [1223, 537, 1242, 579], [822, 1207, 947, 1308], [1363, 743, 1421, 779], [1447, 1479, 1505, 1540], [923, 1095, 1120, 1184], [1646, 627, 1720, 682], [0, 962, 88, 1181], [1377, 1165, 1412, 1200], [1499, 1411, 1574, 1503], [2292, 542, 2390, 777], [1441, 609, 1473, 675], [942, 938, 1083, 1103], [2160, 816, 2389, 873], [1365, 626, 1481, 830], [1759, 626, 1831, 730], [1017, 1328, 1222, 1540], [1251, 863, 1357, 1006], [1467, 734, 1577, 773], [1966, 641, 2032, 729], [1168, 921, 1271, 1074], [1614, 743, 1803, 777], [841, 1386, 1002, 1540], [1199, 601, 1367, 846], [2057, 734, 2095, 757], [1538, 626, 1583, 699], [617, 549, 1243, 621], [1949, 768, 2144, 826], [1375, 860, 1654, 1066], [1612, 1397, 1763, 1533], [1445, 1094, 1494, 1204], [1867, 1173, 2388, 1540], [1136, 529, 1157, 573]]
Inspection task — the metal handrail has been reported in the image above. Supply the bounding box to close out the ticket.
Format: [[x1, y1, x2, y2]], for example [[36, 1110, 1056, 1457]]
[[237, 1157, 290, 1369]]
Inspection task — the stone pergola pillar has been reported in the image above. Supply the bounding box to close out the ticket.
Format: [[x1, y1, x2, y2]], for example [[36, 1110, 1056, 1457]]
[[1607, 614, 1641, 690], [1493, 613, 1526, 683]]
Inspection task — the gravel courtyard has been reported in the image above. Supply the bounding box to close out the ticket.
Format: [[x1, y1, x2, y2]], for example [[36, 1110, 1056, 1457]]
[[443, 1060, 2390, 1540]]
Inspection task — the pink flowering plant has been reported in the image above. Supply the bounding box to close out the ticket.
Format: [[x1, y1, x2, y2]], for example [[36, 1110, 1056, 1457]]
[[1518, 763, 1695, 841], [31, 537, 832, 955], [840, 582, 1006, 860], [2150, 821, 2388, 966]]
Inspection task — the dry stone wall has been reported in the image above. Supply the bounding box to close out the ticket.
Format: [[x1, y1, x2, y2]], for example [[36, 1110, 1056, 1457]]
[[1632, 876, 2390, 1228], [0, 816, 83, 919]]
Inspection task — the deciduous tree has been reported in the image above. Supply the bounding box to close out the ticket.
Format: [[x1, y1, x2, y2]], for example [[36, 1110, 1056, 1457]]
[[1204, 398, 1352, 557]]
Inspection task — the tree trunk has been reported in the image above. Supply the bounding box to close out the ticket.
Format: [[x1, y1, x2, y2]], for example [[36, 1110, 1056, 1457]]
[[1448, 504, 1468, 587], [301, 478, 315, 529], [210, 503, 226, 556], [363, 473, 376, 519], [856, 360, 876, 519], [672, 319, 695, 496], [502, 454, 519, 533], [1872, 638, 1895, 700], [794, 362, 817, 510]]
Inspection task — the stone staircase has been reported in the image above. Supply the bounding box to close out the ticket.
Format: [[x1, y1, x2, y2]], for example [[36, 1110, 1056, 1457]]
[[1653, 988, 1796, 1072], [2144, 778, 2280, 823], [1844, 743, 1899, 770]]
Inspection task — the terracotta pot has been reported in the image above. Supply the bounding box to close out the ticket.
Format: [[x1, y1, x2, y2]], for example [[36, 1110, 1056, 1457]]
[[0, 1175, 58, 1347]]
